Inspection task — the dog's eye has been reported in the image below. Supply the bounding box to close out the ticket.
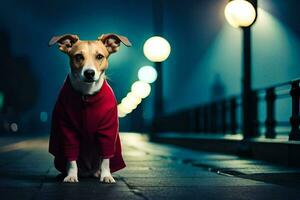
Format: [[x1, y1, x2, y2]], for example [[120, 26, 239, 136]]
[[96, 54, 104, 60], [74, 54, 84, 62]]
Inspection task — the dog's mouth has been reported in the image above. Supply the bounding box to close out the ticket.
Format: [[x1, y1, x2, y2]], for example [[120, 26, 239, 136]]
[[83, 71, 104, 83], [71, 70, 104, 84], [84, 78, 96, 83]]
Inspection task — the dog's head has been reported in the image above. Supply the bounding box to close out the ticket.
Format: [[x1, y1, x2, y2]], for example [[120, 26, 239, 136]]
[[49, 34, 131, 83]]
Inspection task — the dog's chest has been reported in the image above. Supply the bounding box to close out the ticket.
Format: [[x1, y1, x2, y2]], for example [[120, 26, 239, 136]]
[[65, 95, 107, 135]]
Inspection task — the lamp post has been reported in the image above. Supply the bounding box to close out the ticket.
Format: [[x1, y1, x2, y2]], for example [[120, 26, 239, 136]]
[[224, 0, 257, 138], [143, 36, 171, 118]]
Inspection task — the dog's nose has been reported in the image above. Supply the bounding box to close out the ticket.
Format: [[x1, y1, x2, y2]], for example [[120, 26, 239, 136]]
[[84, 69, 95, 80]]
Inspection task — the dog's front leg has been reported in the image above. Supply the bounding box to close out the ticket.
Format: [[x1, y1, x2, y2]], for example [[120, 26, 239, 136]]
[[63, 160, 79, 183], [99, 158, 115, 183]]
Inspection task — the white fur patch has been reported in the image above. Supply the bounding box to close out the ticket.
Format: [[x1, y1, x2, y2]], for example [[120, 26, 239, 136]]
[[69, 72, 105, 95], [63, 160, 78, 183], [100, 159, 115, 183], [80, 65, 101, 81]]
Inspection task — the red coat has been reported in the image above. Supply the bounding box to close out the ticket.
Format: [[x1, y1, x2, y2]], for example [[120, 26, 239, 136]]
[[49, 76, 125, 174]]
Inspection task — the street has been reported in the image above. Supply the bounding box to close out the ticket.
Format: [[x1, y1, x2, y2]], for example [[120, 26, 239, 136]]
[[1, 133, 300, 200]]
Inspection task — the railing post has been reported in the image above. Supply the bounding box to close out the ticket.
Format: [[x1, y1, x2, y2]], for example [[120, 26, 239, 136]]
[[252, 90, 259, 136], [209, 104, 212, 132], [221, 100, 227, 134], [210, 103, 217, 133], [204, 105, 209, 133], [230, 97, 237, 134], [189, 110, 196, 132], [289, 81, 300, 140], [265, 88, 276, 138], [199, 106, 204, 132], [194, 108, 200, 132]]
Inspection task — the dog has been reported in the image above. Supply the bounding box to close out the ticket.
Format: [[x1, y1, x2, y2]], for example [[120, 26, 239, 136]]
[[48, 33, 131, 183]]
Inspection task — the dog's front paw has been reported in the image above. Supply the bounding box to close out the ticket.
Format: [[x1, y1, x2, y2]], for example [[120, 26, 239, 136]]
[[100, 172, 116, 184], [63, 175, 79, 183], [63, 160, 78, 183], [99, 158, 115, 183], [100, 175, 116, 184]]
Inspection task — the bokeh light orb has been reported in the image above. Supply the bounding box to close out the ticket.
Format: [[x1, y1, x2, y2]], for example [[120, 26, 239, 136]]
[[121, 97, 138, 110], [143, 36, 171, 62], [126, 92, 142, 105], [118, 109, 127, 118], [131, 81, 151, 99], [118, 103, 133, 114], [10, 123, 18, 132], [118, 113, 126, 118], [138, 66, 157, 84], [224, 0, 256, 28]]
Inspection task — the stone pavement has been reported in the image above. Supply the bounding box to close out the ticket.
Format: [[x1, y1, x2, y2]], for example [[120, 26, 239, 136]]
[[1, 133, 300, 200]]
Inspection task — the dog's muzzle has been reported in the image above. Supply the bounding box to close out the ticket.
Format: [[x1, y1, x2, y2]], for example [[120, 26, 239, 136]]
[[83, 69, 96, 82]]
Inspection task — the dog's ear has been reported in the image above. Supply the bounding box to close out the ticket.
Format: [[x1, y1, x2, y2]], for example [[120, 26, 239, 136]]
[[98, 33, 132, 54], [48, 34, 79, 53]]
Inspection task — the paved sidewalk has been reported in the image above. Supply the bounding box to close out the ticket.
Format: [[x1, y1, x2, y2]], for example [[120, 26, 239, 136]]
[[1, 133, 300, 200]]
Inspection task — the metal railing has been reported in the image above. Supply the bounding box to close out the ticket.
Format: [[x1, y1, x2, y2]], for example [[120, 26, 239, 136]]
[[153, 78, 300, 141]]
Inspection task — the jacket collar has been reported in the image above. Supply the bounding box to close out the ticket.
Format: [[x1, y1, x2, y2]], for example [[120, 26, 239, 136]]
[[65, 75, 107, 103]]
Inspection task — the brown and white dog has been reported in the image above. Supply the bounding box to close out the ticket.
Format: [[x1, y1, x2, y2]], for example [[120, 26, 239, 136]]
[[48, 34, 131, 183], [49, 34, 131, 95]]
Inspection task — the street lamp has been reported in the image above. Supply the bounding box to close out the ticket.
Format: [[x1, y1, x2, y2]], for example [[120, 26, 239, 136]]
[[143, 36, 171, 117], [224, 0, 256, 28], [224, 0, 258, 138]]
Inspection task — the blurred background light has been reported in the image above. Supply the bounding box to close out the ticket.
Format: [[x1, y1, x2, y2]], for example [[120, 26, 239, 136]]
[[118, 111, 127, 118], [224, 0, 256, 28], [39, 111, 48, 122], [131, 81, 151, 98], [121, 97, 138, 110], [117, 105, 128, 117], [138, 65, 158, 83], [0, 92, 4, 111], [118, 103, 133, 114], [143, 36, 171, 62], [10, 123, 18, 132], [125, 92, 142, 105]]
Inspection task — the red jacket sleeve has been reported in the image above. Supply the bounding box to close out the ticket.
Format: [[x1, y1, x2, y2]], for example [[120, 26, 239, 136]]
[[96, 105, 119, 158], [52, 99, 80, 161]]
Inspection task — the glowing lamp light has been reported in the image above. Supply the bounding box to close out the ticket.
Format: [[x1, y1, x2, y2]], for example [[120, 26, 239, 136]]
[[118, 113, 126, 118], [118, 110, 127, 118], [131, 81, 151, 99], [117, 104, 128, 117], [126, 92, 142, 105], [138, 66, 158, 83], [224, 0, 256, 28], [121, 97, 138, 110], [143, 36, 171, 62], [118, 93, 142, 118], [118, 104, 133, 114]]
